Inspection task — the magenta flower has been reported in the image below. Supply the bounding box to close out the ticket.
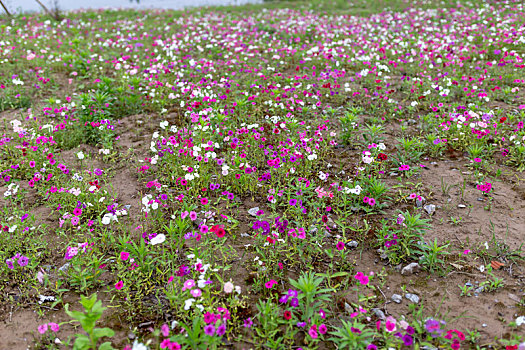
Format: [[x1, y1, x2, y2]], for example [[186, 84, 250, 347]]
[[336, 241, 345, 251], [37, 323, 48, 334]]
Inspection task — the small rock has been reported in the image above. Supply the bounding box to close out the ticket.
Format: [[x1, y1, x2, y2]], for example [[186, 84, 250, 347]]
[[401, 262, 421, 275], [38, 295, 56, 304], [391, 294, 403, 304], [351, 206, 359, 212], [372, 308, 386, 320], [390, 172, 399, 176], [344, 302, 353, 314], [247, 207, 260, 217], [477, 197, 485, 202], [458, 204, 466, 208], [416, 197, 426, 208], [405, 293, 420, 303], [424, 204, 436, 215], [58, 263, 70, 273], [309, 225, 318, 234], [474, 286, 484, 294], [482, 323, 487, 328], [430, 162, 437, 165], [394, 264, 403, 272], [128, 332, 136, 340], [346, 240, 359, 248]]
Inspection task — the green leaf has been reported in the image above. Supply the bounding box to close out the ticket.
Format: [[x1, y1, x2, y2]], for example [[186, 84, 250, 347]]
[[72, 334, 91, 350], [99, 342, 116, 350], [93, 327, 115, 339]]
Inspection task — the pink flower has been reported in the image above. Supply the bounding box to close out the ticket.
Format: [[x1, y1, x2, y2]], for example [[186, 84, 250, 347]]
[[115, 280, 124, 290], [190, 289, 202, 297], [189, 211, 197, 220], [308, 325, 318, 339], [183, 279, 195, 291], [120, 251, 130, 261], [181, 211, 189, 219], [336, 241, 345, 251], [48, 322, 60, 332], [37, 324, 48, 334], [265, 279, 277, 288], [161, 323, 170, 337], [354, 271, 369, 285], [319, 324, 327, 334]]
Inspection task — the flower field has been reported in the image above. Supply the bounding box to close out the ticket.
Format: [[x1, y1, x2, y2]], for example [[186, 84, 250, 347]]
[[1, 0, 525, 348]]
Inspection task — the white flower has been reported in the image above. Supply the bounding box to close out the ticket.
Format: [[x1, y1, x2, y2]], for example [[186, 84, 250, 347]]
[[516, 316, 525, 326], [76, 151, 84, 160], [184, 298, 195, 310], [132, 340, 149, 350], [150, 234, 166, 245], [223, 282, 234, 294], [101, 214, 112, 225], [235, 285, 242, 294]]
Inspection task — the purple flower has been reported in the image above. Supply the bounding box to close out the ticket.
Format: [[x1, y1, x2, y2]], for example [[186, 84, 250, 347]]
[[425, 318, 443, 337], [402, 334, 413, 346], [204, 324, 215, 336], [289, 199, 297, 206], [6, 259, 14, 269], [18, 256, 29, 267], [216, 323, 226, 336], [243, 318, 253, 328]]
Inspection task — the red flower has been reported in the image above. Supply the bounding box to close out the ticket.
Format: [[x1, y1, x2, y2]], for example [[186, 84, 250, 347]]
[[377, 153, 388, 161], [211, 225, 226, 238], [500, 117, 507, 123], [321, 215, 328, 223], [283, 310, 292, 320]]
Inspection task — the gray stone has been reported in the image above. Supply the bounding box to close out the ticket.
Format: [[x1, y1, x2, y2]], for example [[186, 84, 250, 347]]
[[424, 204, 436, 215], [416, 197, 426, 208], [372, 308, 386, 320], [405, 293, 420, 303], [346, 240, 359, 248], [344, 302, 353, 314], [401, 262, 421, 275], [458, 204, 466, 208], [391, 294, 403, 304], [58, 263, 70, 273], [247, 207, 259, 217]]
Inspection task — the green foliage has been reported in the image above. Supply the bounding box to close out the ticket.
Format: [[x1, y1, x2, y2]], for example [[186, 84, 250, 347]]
[[65, 293, 115, 350]]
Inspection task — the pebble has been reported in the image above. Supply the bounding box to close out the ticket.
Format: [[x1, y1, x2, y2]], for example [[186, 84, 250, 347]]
[[424, 204, 436, 215], [346, 240, 359, 248], [128, 332, 136, 340], [247, 207, 259, 217], [416, 197, 426, 208], [58, 263, 70, 273], [344, 302, 353, 314], [391, 294, 403, 304], [405, 293, 420, 303], [401, 262, 421, 275], [372, 308, 386, 320], [458, 204, 466, 208]]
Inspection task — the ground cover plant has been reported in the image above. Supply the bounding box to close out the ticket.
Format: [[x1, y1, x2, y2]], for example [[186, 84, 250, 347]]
[[1, 0, 525, 348]]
